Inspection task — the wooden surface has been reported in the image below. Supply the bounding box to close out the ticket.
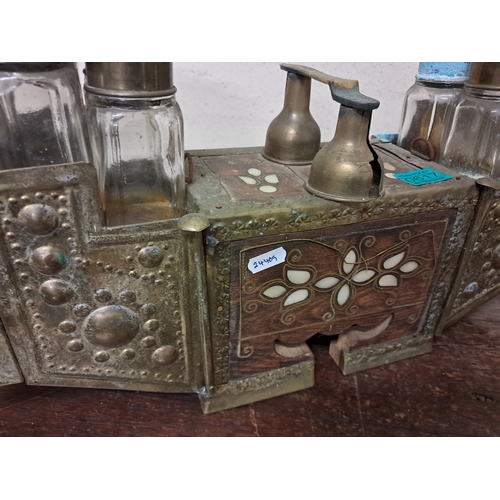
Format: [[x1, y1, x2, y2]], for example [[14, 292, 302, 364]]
[[1, 295, 499, 436]]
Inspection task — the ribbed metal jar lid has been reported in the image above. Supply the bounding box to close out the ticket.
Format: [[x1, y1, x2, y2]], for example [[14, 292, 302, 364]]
[[84, 62, 176, 98], [465, 62, 500, 91]]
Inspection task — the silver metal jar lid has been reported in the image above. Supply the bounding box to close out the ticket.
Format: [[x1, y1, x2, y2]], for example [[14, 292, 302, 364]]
[[465, 62, 500, 91], [84, 62, 176, 98]]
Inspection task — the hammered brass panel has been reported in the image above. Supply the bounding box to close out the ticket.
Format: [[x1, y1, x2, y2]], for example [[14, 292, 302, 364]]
[[0, 163, 204, 393]]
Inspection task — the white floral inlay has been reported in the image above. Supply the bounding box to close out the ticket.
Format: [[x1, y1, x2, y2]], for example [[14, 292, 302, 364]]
[[315, 277, 340, 289], [263, 285, 287, 298], [378, 274, 398, 287], [287, 270, 311, 285], [400, 261, 419, 273], [248, 168, 262, 177], [238, 176, 257, 185], [264, 174, 279, 184], [259, 185, 277, 193], [343, 249, 357, 274], [352, 269, 376, 283], [337, 283, 351, 306], [383, 251, 405, 270], [284, 289, 309, 307]]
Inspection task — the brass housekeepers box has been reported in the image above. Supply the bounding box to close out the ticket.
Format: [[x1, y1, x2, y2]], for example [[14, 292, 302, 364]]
[[2, 62, 497, 413], [0, 142, 478, 413]]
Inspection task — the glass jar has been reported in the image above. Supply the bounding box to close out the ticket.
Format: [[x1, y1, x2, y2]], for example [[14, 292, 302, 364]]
[[440, 63, 500, 179], [84, 63, 185, 227], [397, 62, 470, 162], [0, 62, 90, 170]]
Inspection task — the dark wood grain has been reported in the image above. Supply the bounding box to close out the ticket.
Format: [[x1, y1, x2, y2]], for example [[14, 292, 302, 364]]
[[1, 294, 500, 436]]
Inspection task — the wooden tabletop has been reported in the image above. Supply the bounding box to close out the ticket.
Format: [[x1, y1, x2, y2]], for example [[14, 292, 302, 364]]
[[1, 295, 499, 437]]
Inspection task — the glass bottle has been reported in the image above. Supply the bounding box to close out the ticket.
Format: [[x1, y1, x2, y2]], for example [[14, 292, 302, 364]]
[[84, 62, 185, 227], [0, 62, 90, 170], [440, 63, 500, 179], [397, 62, 470, 162]]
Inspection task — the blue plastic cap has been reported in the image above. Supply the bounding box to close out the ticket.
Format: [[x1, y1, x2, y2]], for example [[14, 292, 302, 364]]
[[416, 62, 471, 83]]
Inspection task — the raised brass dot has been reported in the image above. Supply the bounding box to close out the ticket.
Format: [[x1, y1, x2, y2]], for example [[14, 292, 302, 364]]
[[61, 222, 71, 230], [83, 305, 139, 348], [31, 245, 67, 275], [126, 256, 134, 263], [120, 348, 136, 360], [50, 192, 58, 199], [144, 319, 160, 331], [138, 246, 164, 268], [20, 273, 29, 281], [129, 271, 138, 278], [58, 208, 67, 216], [24, 286, 32, 293], [59, 320, 77, 333], [95, 289, 112, 302], [39, 279, 74, 306], [33, 324, 42, 330], [2, 218, 11, 224], [140, 303, 157, 318], [18, 204, 58, 235], [15, 260, 24, 267], [96, 261, 103, 267], [73, 303, 92, 318], [20, 195, 30, 203], [141, 336, 156, 347], [104, 265, 113, 272], [119, 290, 136, 303], [58, 195, 67, 204], [154, 279, 163, 285], [35, 192, 44, 199], [6, 232, 15, 239], [8, 197, 17, 204], [95, 351, 109, 362], [11, 243, 21, 251], [152, 345, 178, 366]]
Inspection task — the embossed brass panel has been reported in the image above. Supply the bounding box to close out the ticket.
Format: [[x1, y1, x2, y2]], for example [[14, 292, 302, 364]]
[[0, 163, 208, 393]]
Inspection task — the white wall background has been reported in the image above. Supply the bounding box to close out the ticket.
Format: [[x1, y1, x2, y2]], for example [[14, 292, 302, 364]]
[[174, 62, 417, 150], [79, 62, 418, 151]]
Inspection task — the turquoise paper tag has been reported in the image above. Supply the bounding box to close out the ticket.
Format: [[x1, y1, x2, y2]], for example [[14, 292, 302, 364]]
[[394, 168, 453, 186]]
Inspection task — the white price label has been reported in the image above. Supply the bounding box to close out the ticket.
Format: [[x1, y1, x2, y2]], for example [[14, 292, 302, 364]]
[[248, 247, 286, 274]]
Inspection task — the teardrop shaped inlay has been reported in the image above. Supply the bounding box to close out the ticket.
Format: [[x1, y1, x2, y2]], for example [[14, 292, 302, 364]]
[[264, 174, 279, 184], [238, 176, 258, 185], [343, 249, 357, 274], [378, 274, 398, 287], [337, 283, 351, 306], [248, 168, 262, 177], [263, 285, 287, 298], [352, 269, 376, 283], [400, 261, 419, 273], [383, 251, 405, 270], [315, 277, 340, 289], [283, 289, 309, 307], [287, 270, 311, 285]]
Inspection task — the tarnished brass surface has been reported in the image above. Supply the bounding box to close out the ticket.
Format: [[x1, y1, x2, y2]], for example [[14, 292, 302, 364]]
[[199, 357, 314, 414], [0, 319, 23, 385], [188, 143, 478, 388], [441, 177, 500, 328], [0, 142, 482, 413], [0, 163, 208, 394], [263, 70, 320, 165], [306, 106, 384, 201]]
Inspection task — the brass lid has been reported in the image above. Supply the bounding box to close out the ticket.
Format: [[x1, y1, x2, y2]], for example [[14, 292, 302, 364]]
[[84, 62, 176, 97], [465, 63, 500, 91]]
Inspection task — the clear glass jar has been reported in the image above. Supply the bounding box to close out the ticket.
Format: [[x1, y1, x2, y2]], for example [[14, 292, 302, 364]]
[[84, 63, 185, 227], [0, 62, 90, 170], [440, 63, 500, 179], [397, 63, 470, 162]]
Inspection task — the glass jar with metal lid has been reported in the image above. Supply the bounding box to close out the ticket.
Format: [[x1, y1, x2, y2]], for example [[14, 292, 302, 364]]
[[84, 62, 185, 227], [0, 63, 90, 170], [440, 63, 500, 179], [397, 62, 470, 163]]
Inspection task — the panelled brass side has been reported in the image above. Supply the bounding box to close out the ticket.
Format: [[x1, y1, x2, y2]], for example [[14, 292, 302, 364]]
[[0, 163, 208, 394]]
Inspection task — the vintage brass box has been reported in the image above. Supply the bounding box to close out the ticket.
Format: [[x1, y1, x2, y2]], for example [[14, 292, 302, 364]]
[[0, 140, 487, 412]]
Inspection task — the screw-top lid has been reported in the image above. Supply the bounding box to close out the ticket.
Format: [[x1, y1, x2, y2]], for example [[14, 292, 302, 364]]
[[465, 62, 500, 91], [416, 62, 471, 83], [84, 62, 176, 98]]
